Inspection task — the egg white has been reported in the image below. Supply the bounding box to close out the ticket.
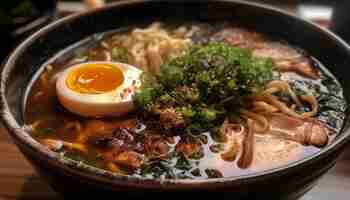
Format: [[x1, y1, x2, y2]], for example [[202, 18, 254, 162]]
[[56, 61, 142, 117]]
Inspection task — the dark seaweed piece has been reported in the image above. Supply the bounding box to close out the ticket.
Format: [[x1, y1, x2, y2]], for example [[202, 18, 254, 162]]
[[90, 136, 114, 148], [321, 74, 342, 96], [140, 160, 176, 179], [288, 70, 347, 131], [317, 93, 346, 113], [205, 169, 223, 178], [317, 92, 346, 130], [175, 172, 193, 179], [197, 134, 208, 144], [209, 143, 225, 153], [190, 168, 201, 177], [175, 153, 192, 170]]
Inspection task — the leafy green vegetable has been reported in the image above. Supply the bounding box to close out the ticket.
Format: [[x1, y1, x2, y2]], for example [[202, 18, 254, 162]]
[[140, 160, 176, 178], [159, 64, 185, 89], [134, 88, 158, 107], [135, 42, 274, 135], [134, 72, 163, 107], [238, 57, 274, 94]]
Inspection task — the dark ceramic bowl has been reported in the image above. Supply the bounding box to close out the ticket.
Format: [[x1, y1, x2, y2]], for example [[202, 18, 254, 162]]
[[1, 1, 350, 199]]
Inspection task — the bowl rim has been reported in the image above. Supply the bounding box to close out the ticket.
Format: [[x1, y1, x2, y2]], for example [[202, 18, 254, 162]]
[[2, 0, 350, 188]]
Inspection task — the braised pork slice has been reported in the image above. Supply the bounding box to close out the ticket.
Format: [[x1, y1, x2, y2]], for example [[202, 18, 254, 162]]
[[253, 43, 320, 79], [216, 27, 320, 79], [251, 135, 303, 171], [214, 28, 265, 49]]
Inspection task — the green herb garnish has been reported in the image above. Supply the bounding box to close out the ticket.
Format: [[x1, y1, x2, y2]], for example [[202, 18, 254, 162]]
[[135, 42, 274, 135]]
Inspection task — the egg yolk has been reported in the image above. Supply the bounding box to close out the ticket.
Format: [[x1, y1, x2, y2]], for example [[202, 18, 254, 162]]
[[66, 63, 124, 94]]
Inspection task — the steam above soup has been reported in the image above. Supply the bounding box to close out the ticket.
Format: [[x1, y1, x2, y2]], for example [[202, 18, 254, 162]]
[[24, 22, 346, 179]]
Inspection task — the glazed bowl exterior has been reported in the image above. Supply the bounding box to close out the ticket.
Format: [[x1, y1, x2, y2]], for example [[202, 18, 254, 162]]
[[2, 1, 350, 199]]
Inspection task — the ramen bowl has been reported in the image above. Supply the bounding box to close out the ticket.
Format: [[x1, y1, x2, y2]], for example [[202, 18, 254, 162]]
[[1, 1, 350, 199]]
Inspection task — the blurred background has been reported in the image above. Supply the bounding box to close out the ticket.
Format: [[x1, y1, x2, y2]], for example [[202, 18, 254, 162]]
[[0, 0, 338, 61]]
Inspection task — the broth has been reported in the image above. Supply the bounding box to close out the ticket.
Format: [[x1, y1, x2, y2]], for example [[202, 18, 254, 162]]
[[24, 22, 346, 179]]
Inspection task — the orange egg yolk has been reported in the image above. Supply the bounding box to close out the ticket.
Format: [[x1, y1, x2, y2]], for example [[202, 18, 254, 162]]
[[66, 63, 124, 94]]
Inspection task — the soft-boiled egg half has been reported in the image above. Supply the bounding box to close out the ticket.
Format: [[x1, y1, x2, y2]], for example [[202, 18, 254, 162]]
[[56, 62, 142, 117]]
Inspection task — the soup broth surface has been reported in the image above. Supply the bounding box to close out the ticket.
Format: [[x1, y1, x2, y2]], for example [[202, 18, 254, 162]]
[[24, 22, 347, 179]]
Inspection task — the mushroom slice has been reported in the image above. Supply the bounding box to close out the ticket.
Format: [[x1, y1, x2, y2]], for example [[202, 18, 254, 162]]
[[237, 120, 255, 169]]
